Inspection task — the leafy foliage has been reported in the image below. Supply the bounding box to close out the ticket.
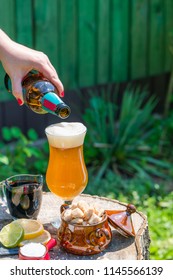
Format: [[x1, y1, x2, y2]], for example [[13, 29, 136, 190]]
[[0, 127, 48, 183], [83, 87, 171, 181]]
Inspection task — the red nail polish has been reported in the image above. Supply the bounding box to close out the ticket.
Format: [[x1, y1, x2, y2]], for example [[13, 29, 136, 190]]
[[60, 91, 64, 97], [17, 98, 23, 106]]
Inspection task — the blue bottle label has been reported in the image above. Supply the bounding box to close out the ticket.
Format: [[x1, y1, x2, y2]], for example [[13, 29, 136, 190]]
[[42, 92, 62, 114]]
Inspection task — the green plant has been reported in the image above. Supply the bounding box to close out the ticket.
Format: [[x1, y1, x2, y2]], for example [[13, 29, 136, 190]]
[[83, 87, 170, 181], [164, 31, 173, 117], [85, 168, 168, 204], [160, 111, 173, 159], [140, 192, 173, 260], [0, 126, 48, 182]]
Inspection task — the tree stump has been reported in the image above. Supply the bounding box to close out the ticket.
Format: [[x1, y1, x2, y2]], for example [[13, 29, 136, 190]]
[[0, 192, 150, 260]]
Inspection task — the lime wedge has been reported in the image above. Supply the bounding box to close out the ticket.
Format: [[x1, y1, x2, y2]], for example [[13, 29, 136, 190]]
[[0, 221, 24, 248]]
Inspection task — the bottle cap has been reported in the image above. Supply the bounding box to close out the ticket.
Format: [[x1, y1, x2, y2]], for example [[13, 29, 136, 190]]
[[106, 204, 136, 237]]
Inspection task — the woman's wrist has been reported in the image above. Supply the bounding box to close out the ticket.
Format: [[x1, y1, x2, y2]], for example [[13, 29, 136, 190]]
[[0, 29, 13, 60]]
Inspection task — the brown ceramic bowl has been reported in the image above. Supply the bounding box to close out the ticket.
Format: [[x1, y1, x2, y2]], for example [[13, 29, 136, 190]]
[[57, 213, 112, 255]]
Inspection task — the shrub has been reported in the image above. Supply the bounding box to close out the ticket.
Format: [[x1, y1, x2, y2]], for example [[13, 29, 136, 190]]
[[83, 87, 171, 181], [0, 126, 48, 183]]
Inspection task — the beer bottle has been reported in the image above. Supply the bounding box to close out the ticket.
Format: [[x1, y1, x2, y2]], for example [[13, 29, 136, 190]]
[[4, 71, 71, 119]]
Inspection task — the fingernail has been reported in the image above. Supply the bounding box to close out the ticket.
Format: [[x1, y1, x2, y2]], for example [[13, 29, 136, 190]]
[[17, 98, 23, 106], [60, 91, 64, 98]]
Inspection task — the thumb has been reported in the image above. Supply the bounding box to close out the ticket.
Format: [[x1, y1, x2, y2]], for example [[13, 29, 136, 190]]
[[11, 78, 24, 105]]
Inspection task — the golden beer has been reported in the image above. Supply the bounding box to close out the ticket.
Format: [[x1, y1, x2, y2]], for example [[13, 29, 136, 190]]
[[45, 122, 88, 201]]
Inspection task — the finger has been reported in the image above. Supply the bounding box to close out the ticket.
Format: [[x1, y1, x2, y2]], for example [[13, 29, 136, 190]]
[[38, 64, 64, 97], [50, 75, 64, 97], [47, 59, 57, 73], [11, 77, 24, 105]]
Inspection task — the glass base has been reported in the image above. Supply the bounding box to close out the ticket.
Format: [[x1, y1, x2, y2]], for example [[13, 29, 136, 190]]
[[51, 201, 72, 228]]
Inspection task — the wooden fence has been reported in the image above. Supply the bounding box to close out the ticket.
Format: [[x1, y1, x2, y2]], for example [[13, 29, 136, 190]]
[[0, 0, 173, 136]]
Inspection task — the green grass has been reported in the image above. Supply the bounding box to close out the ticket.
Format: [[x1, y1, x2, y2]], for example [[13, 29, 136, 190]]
[[143, 193, 173, 260]]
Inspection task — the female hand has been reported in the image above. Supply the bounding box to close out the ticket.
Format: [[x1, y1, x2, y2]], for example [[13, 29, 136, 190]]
[[0, 29, 64, 105]]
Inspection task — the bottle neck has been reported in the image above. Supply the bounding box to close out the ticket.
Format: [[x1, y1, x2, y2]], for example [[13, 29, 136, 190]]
[[42, 92, 62, 112], [42, 92, 70, 119]]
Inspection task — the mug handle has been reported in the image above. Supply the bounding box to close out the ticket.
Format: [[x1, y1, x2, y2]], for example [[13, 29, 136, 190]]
[[0, 180, 6, 205]]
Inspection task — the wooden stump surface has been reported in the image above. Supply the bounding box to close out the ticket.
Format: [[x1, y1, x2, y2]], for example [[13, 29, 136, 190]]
[[0, 192, 150, 260]]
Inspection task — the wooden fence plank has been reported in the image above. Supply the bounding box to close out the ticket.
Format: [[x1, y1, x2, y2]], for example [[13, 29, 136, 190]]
[[0, 0, 15, 102], [78, 0, 97, 87], [164, 0, 173, 72], [13, 0, 34, 130], [0, 0, 15, 37], [0, 102, 4, 131], [131, 0, 148, 79], [2, 100, 25, 131], [111, 0, 130, 82], [15, 0, 33, 47], [0, 65, 7, 101], [97, 0, 110, 84], [33, 0, 59, 70], [149, 0, 165, 75], [59, 0, 78, 89]]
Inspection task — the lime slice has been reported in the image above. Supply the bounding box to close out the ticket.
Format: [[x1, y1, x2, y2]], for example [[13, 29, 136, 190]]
[[0, 222, 24, 248]]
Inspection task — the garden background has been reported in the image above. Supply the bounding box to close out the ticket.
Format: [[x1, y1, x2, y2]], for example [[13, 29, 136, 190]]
[[0, 0, 173, 260]]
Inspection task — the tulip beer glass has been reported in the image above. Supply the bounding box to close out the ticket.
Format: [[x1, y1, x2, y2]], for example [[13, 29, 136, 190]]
[[45, 122, 88, 205]]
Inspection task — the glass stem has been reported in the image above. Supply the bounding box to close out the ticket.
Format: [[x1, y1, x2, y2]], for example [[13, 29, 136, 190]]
[[64, 200, 72, 206]]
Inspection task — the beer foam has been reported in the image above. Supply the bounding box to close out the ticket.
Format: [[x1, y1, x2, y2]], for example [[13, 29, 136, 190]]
[[45, 122, 87, 148]]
